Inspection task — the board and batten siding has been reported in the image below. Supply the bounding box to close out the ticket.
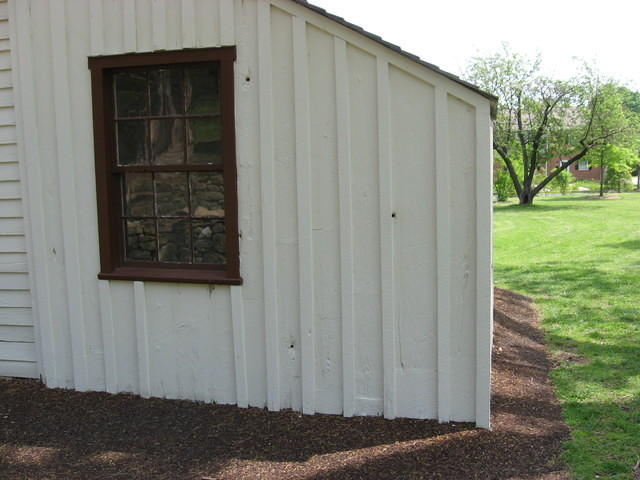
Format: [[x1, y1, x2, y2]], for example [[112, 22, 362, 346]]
[[8, 0, 493, 426], [0, 0, 38, 379]]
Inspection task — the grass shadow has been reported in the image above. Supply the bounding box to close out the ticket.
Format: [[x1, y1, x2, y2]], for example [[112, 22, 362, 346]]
[[602, 239, 640, 250]]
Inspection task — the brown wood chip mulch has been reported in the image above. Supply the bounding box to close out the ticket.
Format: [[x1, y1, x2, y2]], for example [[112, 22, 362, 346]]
[[0, 288, 570, 479]]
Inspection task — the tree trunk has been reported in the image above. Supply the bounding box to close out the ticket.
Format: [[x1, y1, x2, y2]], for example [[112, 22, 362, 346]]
[[599, 150, 605, 197], [519, 188, 535, 205]]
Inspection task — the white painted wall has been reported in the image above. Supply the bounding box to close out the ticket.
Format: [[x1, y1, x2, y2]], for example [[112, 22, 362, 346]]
[[7, 0, 493, 426], [0, 0, 37, 379]]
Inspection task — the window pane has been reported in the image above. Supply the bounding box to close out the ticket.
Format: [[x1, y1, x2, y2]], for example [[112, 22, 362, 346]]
[[158, 219, 191, 262], [156, 172, 189, 217], [150, 119, 185, 165], [117, 120, 148, 165], [185, 64, 220, 114], [125, 219, 157, 261], [124, 173, 154, 217], [190, 172, 224, 217], [150, 68, 184, 116], [114, 72, 148, 117], [192, 219, 225, 264], [187, 118, 221, 165]]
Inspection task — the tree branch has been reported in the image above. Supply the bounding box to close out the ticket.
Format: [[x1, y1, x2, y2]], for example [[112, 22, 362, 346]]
[[532, 147, 589, 195], [515, 91, 530, 177], [494, 143, 523, 196]]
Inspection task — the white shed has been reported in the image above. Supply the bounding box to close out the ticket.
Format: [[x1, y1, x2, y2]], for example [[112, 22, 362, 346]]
[[0, 0, 495, 427]]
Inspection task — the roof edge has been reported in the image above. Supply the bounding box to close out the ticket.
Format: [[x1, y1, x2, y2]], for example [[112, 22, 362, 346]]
[[290, 0, 498, 119]]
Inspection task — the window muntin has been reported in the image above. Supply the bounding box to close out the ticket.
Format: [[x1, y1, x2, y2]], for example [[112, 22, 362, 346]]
[[89, 48, 240, 285]]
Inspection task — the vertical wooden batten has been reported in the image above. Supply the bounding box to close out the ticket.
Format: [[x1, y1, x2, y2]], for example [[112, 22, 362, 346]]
[[292, 15, 315, 415], [123, 0, 137, 53], [219, 0, 235, 45], [12, 0, 60, 385], [475, 104, 493, 429], [50, 0, 90, 392], [98, 280, 117, 393], [151, 0, 167, 51], [257, 0, 280, 411], [230, 285, 249, 408], [89, 0, 104, 56], [376, 57, 397, 420], [133, 281, 151, 398], [334, 36, 355, 417], [435, 86, 452, 423], [180, 0, 196, 48]]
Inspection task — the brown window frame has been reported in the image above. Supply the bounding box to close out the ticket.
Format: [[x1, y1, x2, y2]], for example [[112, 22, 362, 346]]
[[88, 47, 241, 285]]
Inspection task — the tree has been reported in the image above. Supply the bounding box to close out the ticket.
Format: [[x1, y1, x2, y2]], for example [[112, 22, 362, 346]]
[[465, 46, 638, 204], [618, 87, 640, 189], [586, 144, 639, 193], [581, 83, 638, 196]]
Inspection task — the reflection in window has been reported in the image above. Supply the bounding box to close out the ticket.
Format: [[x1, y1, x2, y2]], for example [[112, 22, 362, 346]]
[[113, 63, 227, 265]]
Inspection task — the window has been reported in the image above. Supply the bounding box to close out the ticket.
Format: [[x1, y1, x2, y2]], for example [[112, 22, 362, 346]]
[[88, 48, 241, 285], [577, 159, 589, 171]]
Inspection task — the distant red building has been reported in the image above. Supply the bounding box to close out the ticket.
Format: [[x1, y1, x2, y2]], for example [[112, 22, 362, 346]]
[[543, 156, 602, 182], [493, 156, 602, 183]]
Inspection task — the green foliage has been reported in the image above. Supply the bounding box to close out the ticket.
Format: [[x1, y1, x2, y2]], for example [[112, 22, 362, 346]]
[[550, 169, 574, 194], [494, 169, 515, 201], [619, 85, 640, 116], [466, 44, 639, 204], [605, 164, 633, 192], [587, 144, 639, 193], [533, 172, 547, 187], [494, 195, 640, 480]]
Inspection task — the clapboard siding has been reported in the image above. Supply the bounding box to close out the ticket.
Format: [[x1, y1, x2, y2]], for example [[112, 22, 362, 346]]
[[0, 219, 23, 235], [0, 340, 35, 361], [0, 180, 20, 199], [0, 1, 36, 378], [0, 324, 34, 342], [10, 0, 493, 425], [0, 162, 18, 180], [0, 142, 17, 163], [0, 106, 14, 124], [0, 87, 13, 106], [0, 272, 29, 289], [0, 252, 27, 272], [0, 359, 37, 377], [0, 52, 9, 69], [0, 198, 21, 217], [0, 306, 31, 324]]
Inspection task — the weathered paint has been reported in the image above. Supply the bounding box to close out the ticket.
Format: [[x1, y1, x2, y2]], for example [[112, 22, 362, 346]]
[[0, 0, 37, 378], [6, 0, 493, 425]]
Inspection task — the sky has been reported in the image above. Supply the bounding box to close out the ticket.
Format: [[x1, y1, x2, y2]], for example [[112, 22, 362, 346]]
[[310, 0, 640, 90]]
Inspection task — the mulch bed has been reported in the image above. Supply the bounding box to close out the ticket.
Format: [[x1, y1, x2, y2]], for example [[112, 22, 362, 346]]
[[0, 288, 569, 479]]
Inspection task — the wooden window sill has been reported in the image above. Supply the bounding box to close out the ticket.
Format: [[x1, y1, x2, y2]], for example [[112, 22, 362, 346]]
[[98, 267, 243, 285]]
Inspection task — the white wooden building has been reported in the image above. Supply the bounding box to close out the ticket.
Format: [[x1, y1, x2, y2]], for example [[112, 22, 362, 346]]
[[0, 0, 495, 427]]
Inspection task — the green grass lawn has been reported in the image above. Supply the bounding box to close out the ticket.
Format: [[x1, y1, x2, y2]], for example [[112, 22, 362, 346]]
[[493, 194, 640, 480]]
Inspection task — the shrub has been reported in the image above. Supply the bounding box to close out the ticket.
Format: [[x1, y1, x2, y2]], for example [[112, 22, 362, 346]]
[[550, 169, 574, 195], [494, 169, 515, 201], [605, 164, 633, 192]]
